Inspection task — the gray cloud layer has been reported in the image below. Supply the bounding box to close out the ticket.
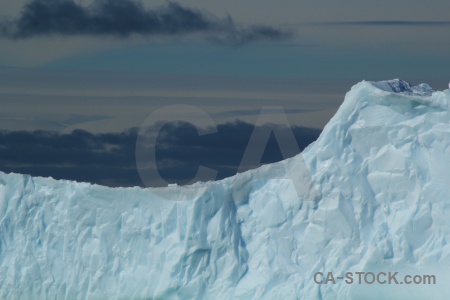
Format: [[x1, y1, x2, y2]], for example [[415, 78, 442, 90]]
[[0, 121, 320, 187], [0, 0, 292, 44]]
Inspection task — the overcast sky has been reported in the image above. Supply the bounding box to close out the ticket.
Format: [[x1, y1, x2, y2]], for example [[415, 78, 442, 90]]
[[1, 0, 449, 131], [1, 0, 449, 186]]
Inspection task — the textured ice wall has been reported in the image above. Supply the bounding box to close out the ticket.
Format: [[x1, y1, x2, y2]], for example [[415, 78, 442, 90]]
[[1, 80, 450, 299]]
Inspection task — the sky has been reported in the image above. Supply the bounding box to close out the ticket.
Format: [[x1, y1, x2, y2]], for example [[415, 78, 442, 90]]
[[1, 0, 449, 187]]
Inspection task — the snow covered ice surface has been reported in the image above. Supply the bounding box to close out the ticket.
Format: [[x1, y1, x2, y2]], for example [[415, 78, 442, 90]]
[[1, 79, 450, 299]]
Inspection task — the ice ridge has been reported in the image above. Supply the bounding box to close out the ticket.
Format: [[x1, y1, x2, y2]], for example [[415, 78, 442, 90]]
[[369, 79, 435, 96]]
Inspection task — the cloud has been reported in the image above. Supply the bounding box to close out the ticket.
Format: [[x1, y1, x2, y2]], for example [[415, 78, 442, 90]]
[[0, 121, 321, 187], [0, 0, 292, 44], [0, 128, 141, 186]]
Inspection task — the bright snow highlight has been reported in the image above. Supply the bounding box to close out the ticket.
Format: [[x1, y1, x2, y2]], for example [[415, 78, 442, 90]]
[[1, 80, 450, 299]]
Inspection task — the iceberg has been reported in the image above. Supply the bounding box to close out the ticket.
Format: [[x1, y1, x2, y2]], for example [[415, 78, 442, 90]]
[[1, 79, 450, 299]]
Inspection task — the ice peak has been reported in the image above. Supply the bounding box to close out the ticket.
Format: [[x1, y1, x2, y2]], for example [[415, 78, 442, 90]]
[[369, 79, 435, 96]]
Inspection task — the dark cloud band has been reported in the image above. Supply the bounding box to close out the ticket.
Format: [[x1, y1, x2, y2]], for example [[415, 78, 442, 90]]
[[0, 0, 292, 44], [0, 121, 320, 187]]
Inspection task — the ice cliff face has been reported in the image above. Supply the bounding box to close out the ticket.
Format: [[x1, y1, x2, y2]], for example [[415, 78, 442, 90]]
[[1, 79, 450, 299]]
